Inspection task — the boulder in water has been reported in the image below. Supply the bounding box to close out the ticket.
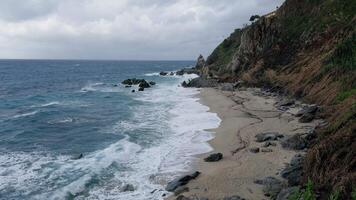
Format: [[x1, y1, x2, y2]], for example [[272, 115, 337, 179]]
[[139, 80, 151, 88], [160, 71, 168, 76]]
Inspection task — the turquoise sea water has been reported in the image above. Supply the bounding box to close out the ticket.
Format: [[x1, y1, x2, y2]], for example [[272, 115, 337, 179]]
[[0, 60, 220, 200]]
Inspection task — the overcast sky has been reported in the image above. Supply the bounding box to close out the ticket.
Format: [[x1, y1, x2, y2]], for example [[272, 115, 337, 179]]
[[0, 0, 284, 60]]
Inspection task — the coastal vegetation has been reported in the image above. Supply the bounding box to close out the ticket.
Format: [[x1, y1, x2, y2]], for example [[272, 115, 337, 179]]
[[196, 0, 355, 198]]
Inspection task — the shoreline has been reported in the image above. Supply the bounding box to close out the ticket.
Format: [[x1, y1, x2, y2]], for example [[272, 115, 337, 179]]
[[167, 87, 321, 200]]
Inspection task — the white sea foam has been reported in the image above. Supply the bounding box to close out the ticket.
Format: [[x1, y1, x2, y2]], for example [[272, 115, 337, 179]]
[[0, 73, 221, 200], [144, 72, 160, 76], [12, 111, 39, 119]]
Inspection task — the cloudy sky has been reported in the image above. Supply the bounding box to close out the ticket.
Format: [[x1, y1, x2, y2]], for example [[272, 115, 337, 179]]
[[0, 0, 284, 60]]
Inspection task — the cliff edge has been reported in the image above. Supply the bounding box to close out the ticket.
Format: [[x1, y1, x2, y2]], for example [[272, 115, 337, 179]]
[[200, 0, 355, 198]]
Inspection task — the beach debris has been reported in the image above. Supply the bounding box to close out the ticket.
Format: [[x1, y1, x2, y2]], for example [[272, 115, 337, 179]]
[[121, 184, 135, 192], [204, 153, 223, 162], [250, 147, 260, 153], [223, 195, 246, 200], [255, 132, 284, 142], [160, 71, 168, 76], [166, 171, 200, 192], [254, 176, 283, 199], [281, 154, 304, 186], [281, 134, 307, 150]]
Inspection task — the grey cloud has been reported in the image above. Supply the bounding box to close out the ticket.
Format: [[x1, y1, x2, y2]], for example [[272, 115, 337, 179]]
[[0, 0, 285, 60]]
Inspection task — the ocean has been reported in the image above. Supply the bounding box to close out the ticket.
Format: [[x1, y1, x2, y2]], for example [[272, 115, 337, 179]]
[[0, 60, 220, 200]]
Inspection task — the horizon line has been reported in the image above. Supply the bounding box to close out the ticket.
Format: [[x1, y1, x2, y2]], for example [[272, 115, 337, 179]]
[[0, 58, 195, 62]]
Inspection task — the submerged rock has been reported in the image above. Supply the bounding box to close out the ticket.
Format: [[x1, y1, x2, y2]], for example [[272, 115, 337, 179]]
[[122, 78, 146, 85], [149, 81, 156, 85], [138, 80, 151, 88], [160, 71, 168, 76], [204, 153, 223, 162], [166, 171, 200, 192], [131, 89, 135, 93], [121, 184, 135, 192], [138, 87, 144, 91], [71, 153, 83, 160], [176, 68, 200, 76], [255, 132, 284, 142]]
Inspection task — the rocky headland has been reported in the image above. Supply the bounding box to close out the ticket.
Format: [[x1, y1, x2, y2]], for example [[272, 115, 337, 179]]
[[166, 0, 355, 199]]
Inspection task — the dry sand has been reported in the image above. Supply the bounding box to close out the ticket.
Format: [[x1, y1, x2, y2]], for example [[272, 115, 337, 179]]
[[167, 88, 320, 200]]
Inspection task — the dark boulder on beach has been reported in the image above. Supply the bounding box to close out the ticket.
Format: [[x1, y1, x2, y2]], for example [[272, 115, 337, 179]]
[[281, 134, 307, 150], [250, 147, 260, 153], [254, 177, 283, 199], [295, 105, 318, 117], [255, 132, 284, 142], [204, 153, 223, 162], [281, 154, 304, 186], [298, 113, 315, 123], [166, 171, 200, 192]]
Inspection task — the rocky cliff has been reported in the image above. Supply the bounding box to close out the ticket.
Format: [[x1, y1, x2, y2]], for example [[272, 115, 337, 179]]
[[201, 0, 355, 198]]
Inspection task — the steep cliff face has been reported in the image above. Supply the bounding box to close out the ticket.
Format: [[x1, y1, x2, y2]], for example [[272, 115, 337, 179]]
[[203, 0, 355, 198]]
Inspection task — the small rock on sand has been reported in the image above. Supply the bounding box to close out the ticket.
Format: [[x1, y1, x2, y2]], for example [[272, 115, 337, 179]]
[[250, 147, 260, 153], [255, 132, 284, 142], [204, 153, 223, 162], [166, 171, 200, 192]]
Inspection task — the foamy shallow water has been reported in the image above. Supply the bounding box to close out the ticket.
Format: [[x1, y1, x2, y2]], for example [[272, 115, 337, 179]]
[[0, 60, 220, 200]]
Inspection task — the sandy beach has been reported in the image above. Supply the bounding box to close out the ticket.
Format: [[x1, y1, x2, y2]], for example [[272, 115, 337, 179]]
[[168, 87, 320, 200]]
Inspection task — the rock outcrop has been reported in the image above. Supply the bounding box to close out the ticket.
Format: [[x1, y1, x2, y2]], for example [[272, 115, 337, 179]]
[[193, 0, 355, 197]]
